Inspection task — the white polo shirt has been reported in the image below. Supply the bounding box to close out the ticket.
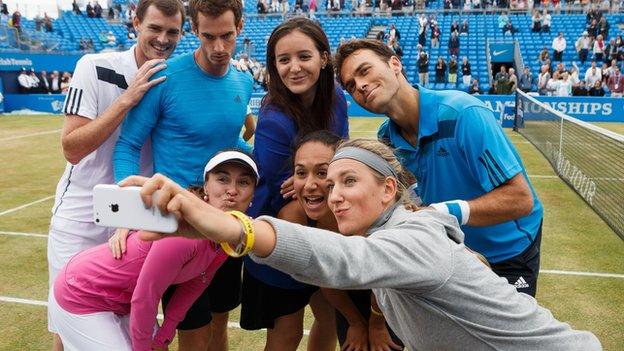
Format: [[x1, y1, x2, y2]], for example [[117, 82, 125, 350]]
[[52, 46, 153, 223]]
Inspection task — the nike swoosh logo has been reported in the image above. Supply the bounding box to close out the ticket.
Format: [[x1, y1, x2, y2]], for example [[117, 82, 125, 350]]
[[493, 50, 508, 56]]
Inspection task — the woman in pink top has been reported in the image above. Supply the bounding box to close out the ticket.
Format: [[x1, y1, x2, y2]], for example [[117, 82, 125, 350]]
[[49, 150, 259, 351]]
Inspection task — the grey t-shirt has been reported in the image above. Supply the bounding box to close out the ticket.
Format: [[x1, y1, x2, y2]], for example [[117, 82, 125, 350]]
[[251, 207, 601, 351]]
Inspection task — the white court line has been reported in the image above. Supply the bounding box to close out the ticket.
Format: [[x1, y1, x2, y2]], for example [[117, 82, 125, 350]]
[[0, 296, 310, 336], [541, 270, 624, 279], [0, 195, 55, 217], [0, 231, 47, 238], [0, 129, 62, 142], [2, 234, 622, 279], [528, 175, 558, 179]]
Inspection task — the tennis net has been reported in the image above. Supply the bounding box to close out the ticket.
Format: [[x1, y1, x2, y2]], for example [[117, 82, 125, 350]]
[[515, 89, 624, 240]]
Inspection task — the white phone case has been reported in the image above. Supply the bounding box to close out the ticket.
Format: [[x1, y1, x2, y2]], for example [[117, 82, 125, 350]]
[[93, 184, 178, 233]]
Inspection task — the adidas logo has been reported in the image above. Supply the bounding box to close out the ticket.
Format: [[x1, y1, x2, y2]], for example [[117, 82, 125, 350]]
[[513, 276, 529, 289], [234, 95, 242, 103], [436, 146, 450, 157]]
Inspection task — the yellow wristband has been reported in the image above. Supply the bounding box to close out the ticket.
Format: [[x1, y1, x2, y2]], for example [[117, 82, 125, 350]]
[[220, 211, 255, 257], [370, 306, 384, 317]]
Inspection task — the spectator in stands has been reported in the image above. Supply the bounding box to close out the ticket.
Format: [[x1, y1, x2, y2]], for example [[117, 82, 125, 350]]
[[498, 12, 509, 34], [389, 38, 403, 59], [541, 9, 551, 33], [605, 39, 618, 63], [387, 23, 400, 42], [450, 20, 459, 34], [573, 80, 588, 96], [11, 10, 21, 34], [417, 50, 429, 86], [494, 65, 509, 93], [17, 68, 31, 94], [50, 70, 61, 94], [556, 71, 572, 97], [598, 16, 609, 39], [448, 31, 460, 57], [242, 37, 256, 58], [509, 68, 518, 92], [538, 64, 551, 95], [308, 0, 317, 19], [238, 53, 253, 75], [552, 33, 566, 62], [576, 31, 590, 64], [503, 20, 519, 36], [71, 0, 82, 15], [86, 2, 95, 17], [586, 7, 600, 25], [589, 80, 605, 96], [461, 56, 471, 87], [60, 72, 71, 94], [431, 24, 440, 48], [418, 22, 427, 46], [435, 56, 447, 84], [391, 0, 403, 14], [546, 71, 560, 96], [94, 1, 103, 18], [44, 13, 53, 32], [601, 62, 610, 84], [254, 63, 268, 91], [607, 66, 624, 97], [257, 0, 268, 13], [35, 14, 44, 32], [488, 80, 498, 95], [460, 19, 468, 35], [448, 55, 458, 86], [519, 67, 533, 92], [1, 1, 9, 16], [569, 62, 581, 87], [586, 18, 598, 38], [106, 31, 117, 45], [468, 78, 481, 94], [78, 38, 89, 52], [593, 34, 605, 62], [39, 70, 51, 94], [616, 35, 624, 60], [25, 69, 39, 92], [531, 9, 541, 33], [538, 47, 550, 65], [418, 13, 428, 30]]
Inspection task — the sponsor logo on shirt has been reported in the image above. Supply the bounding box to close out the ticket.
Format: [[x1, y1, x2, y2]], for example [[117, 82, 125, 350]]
[[436, 146, 450, 157], [234, 94, 242, 103], [513, 276, 530, 289]]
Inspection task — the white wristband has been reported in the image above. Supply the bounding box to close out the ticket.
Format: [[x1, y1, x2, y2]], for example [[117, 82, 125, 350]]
[[430, 200, 470, 225]]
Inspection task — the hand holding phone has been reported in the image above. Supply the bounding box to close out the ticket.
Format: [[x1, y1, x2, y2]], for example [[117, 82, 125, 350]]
[[93, 184, 178, 233]]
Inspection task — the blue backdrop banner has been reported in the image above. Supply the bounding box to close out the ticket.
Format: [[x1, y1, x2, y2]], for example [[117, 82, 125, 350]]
[[6, 92, 624, 124], [4, 94, 65, 113], [0, 53, 81, 72]]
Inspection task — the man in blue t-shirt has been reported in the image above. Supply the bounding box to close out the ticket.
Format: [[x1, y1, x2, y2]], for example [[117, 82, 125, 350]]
[[114, 0, 252, 188], [113, 0, 252, 348], [336, 39, 544, 297]]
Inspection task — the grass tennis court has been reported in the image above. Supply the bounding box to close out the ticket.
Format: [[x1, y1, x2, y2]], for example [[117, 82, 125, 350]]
[[1, 115, 623, 350]]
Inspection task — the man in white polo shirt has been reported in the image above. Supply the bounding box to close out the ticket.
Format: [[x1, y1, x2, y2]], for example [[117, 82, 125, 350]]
[[47, 1, 184, 349]]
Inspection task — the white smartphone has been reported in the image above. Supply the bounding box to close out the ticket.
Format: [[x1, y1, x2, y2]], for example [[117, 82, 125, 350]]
[[93, 184, 178, 233]]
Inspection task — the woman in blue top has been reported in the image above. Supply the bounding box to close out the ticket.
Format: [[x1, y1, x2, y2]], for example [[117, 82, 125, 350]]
[[244, 17, 349, 351]]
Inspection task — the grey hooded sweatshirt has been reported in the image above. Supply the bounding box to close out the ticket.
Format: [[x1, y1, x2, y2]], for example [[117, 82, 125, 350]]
[[251, 206, 601, 351]]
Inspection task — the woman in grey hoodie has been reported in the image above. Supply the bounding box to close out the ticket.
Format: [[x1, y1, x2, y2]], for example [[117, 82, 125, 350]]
[[124, 139, 602, 351]]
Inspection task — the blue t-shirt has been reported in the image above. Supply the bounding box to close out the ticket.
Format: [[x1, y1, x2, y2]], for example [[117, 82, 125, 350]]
[[378, 85, 543, 263], [245, 88, 349, 289], [114, 53, 253, 188]]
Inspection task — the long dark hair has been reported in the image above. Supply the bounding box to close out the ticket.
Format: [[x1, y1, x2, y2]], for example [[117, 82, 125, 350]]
[[263, 17, 335, 136]]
